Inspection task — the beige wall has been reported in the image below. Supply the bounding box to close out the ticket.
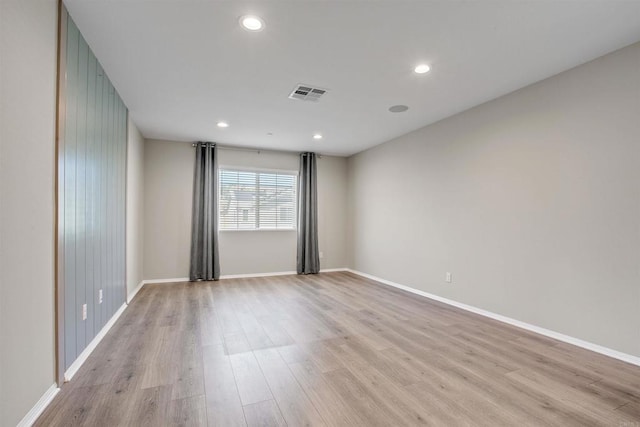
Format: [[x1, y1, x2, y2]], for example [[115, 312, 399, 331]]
[[143, 140, 348, 279], [348, 42, 640, 357], [126, 118, 145, 299], [0, 1, 58, 425], [143, 140, 193, 279], [316, 152, 349, 270]]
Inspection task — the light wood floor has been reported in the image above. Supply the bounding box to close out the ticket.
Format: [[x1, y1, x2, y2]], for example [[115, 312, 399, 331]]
[[37, 272, 640, 426]]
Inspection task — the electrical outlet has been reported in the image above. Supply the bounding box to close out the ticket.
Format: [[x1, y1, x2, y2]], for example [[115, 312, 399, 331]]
[[82, 304, 87, 321], [99, 289, 103, 304], [319, 251, 324, 259], [446, 272, 452, 283]]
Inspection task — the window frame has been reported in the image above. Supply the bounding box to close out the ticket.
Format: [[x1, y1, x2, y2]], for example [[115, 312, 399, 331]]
[[218, 165, 298, 232]]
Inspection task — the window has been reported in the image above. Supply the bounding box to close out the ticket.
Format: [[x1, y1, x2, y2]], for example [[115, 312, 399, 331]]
[[219, 168, 297, 230]]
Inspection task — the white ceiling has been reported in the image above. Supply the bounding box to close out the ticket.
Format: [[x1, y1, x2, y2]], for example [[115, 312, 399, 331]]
[[64, 1, 640, 156]]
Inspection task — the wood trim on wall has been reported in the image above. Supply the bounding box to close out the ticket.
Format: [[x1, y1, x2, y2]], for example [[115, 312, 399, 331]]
[[54, 0, 67, 387], [124, 111, 129, 305]]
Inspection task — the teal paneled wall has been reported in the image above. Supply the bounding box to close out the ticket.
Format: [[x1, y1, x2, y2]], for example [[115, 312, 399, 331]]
[[61, 12, 127, 370]]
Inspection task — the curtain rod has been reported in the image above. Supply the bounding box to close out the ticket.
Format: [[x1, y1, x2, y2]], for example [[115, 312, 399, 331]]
[[191, 143, 323, 158]]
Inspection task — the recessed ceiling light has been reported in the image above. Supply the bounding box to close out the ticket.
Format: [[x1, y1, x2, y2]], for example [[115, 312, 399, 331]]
[[389, 105, 409, 113], [240, 15, 264, 31], [217, 121, 229, 128], [414, 64, 431, 74], [313, 134, 323, 140]]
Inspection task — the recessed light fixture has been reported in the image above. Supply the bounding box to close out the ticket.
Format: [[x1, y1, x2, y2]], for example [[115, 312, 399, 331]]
[[414, 64, 431, 74], [389, 105, 409, 113], [217, 121, 229, 128], [313, 134, 323, 140], [240, 15, 264, 31]]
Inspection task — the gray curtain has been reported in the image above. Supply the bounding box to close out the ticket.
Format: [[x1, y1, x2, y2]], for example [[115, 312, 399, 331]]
[[297, 152, 320, 274], [190, 142, 220, 281]]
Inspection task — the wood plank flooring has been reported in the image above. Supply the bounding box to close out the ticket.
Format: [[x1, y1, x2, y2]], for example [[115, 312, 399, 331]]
[[36, 272, 640, 426]]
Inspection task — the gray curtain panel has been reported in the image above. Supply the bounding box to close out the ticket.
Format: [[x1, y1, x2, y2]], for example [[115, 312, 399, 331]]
[[297, 152, 320, 274], [190, 142, 220, 281]]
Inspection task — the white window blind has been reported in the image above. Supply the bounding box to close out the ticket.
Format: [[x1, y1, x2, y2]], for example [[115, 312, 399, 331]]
[[219, 168, 297, 230]]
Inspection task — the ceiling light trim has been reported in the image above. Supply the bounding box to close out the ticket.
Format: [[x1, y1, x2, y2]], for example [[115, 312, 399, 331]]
[[414, 64, 431, 74], [240, 15, 264, 32]]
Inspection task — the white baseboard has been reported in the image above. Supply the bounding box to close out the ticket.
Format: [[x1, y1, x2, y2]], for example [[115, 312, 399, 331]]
[[220, 271, 297, 279], [221, 268, 348, 278], [143, 269, 348, 283], [127, 280, 145, 303], [64, 302, 128, 381], [16, 383, 59, 427], [346, 269, 640, 367], [143, 277, 190, 285]]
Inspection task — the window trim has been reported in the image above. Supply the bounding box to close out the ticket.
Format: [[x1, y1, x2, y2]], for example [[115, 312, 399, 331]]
[[219, 164, 299, 176], [218, 165, 298, 232]]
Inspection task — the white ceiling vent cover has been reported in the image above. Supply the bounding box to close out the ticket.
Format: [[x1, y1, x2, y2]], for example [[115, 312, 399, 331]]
[[288, 84, 328, 102]]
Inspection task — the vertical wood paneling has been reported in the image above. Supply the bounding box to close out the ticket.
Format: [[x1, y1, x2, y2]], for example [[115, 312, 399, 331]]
[[119, 99, 126, 303], [63, 18, 79, 367], [98, 64, 107, 331], [75, 33, 88, 355], [61, 14, 127, 371], [85, 51, 97, 343], [106, 80, 114, 318], [96, 67, 108, 330], [116, 99, 123, 300]]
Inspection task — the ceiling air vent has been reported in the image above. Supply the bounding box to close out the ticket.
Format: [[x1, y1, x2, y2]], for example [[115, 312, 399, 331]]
[[288, 84, 328, 102]]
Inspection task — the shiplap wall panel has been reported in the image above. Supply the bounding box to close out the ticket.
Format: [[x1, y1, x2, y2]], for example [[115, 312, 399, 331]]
[[76, 31, 88, 355], [85, 50, 96, 344], [61, 13, 127, 370], [63, 17, 78, 367]]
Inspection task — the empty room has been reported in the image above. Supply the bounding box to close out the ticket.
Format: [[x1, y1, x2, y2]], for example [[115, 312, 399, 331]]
[[2, 0, 640, 426]]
